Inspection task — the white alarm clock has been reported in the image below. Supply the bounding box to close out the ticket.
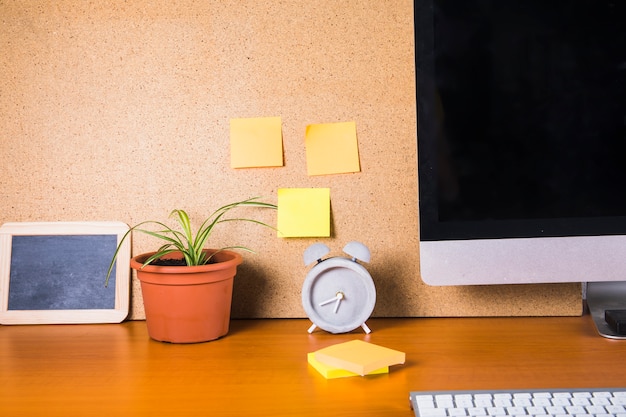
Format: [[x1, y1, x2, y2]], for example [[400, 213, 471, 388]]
[[301, 241, 376, 334]]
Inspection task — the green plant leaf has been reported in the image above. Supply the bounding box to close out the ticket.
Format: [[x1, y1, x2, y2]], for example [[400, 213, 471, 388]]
[[105, 197, 277, 287]]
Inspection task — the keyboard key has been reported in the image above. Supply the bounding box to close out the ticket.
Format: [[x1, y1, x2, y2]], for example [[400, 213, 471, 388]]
[[571, 398, 592, 406], [513, 398, 533, 407], [486, 406, 507, 416], [475, 394, 494, 401], [474, 398, 494, 408], [506, 406, 528, 415], [415, 396, 435, 407], [526, 406, 547, 415], [448, 407, 468, 416], [531, 398, 552, 407], [546, 405, 567, 415], [566, 405, 588, 414], [467, 407, 487, 416], [436, 395, 455, 408], [586, 405, 609, 414], [493, 398, 513, 408], [613, 397, 626, 406], [419, 408, 448, 417], [551, 398, 573, 407], [455, 396, 474, 408]]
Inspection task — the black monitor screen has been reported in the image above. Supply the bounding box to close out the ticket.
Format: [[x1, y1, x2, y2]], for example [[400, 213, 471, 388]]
[[416, 0, 626, 240]]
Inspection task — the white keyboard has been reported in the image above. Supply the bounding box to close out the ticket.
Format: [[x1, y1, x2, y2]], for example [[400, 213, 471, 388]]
[[410, 389, 626, 417]]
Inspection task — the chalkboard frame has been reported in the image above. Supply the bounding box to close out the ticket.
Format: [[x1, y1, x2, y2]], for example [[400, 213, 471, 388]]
[[0, 221, 131, 324]]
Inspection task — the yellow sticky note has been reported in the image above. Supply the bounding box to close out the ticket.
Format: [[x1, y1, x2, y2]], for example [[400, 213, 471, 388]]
[[307, 352, 388, 379], [277, 188, 330, 237], [305, 121, 361, 176], [230, 116, 283, 168], [314, 340, 405, 376]]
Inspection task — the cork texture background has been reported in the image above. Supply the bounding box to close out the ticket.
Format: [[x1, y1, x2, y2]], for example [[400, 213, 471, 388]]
[[0, 1, 581, 320]]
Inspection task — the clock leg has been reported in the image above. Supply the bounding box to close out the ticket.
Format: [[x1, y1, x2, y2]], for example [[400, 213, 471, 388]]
[[361, 322, 372, 334], [307, 323, 317, 333]]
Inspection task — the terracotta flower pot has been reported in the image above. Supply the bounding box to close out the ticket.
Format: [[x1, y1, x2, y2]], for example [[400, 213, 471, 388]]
[[131, 249, 243, 343]]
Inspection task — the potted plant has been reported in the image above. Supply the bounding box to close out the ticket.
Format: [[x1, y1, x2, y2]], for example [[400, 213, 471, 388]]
[[106, 197, 276, 343]]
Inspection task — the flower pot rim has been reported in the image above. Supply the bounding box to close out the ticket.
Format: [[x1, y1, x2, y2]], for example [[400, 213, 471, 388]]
[[130, 249, 243, 274]]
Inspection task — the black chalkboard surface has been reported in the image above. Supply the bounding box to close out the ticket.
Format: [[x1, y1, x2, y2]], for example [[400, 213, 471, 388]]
[[0, 222, 130, 324], [8, 235, 117, 310]]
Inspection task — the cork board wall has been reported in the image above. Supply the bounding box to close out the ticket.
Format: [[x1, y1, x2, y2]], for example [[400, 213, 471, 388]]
[[0, 0, 581, 320]]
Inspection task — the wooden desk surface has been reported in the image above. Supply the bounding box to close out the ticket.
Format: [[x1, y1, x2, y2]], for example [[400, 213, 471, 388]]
[[1, 316, 625, 417]]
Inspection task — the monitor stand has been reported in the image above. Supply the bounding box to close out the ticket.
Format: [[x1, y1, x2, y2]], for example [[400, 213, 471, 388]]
[[586, 281, 626, 339]]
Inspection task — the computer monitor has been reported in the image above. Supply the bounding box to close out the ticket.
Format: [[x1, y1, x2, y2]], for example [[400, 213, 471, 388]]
[[415, 0, 626, 338]]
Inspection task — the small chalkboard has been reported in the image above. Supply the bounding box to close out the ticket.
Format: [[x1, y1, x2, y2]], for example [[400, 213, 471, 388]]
[[0, 221, 130, 324]]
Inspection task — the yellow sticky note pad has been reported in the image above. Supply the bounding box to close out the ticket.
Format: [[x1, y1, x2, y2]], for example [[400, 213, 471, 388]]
[[277, 188, 330, 238], [305, 121, 361, 176], [313, 340, 405, 376], [230, 116, 283, 168], [307, 352, 388, 379]]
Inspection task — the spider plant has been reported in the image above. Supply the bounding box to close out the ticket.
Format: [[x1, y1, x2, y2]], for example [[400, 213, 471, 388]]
[[105, 197, 276, 287]]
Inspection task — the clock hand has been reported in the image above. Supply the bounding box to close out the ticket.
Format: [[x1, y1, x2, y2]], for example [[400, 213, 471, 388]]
[[333, 298, 341, 313], [319, 292, 345, 309], [333, 292, 344, 313], [319, 295, 339, 306]]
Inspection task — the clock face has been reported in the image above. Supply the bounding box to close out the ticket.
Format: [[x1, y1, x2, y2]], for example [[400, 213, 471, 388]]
[[302, 257, 376, 334]]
